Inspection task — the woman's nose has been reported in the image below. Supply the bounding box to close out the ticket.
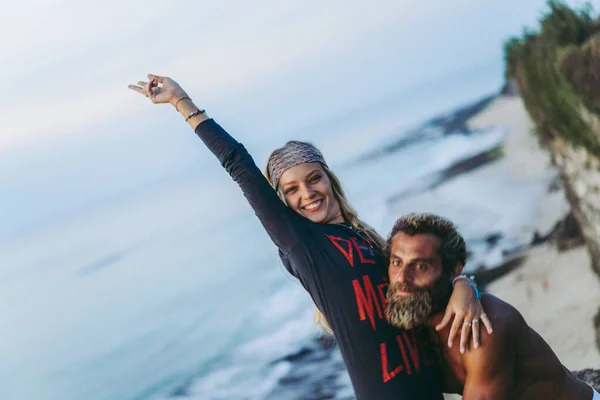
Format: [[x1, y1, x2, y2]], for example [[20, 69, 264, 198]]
[[299, 185, 316, 200]]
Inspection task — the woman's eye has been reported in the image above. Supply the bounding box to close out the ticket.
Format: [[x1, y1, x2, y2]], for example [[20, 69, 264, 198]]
[[309, 175, 321, 183], [284, 186, 297, 195]]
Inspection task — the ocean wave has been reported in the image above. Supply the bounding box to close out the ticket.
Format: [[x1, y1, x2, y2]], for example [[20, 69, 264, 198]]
[[151, 285, 316, 400]]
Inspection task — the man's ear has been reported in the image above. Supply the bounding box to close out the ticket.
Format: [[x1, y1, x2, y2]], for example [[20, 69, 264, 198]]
[[450, 263, 464, 280]]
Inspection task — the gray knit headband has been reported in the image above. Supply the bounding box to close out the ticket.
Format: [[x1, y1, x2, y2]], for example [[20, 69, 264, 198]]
[[267, 141, 328, 190]]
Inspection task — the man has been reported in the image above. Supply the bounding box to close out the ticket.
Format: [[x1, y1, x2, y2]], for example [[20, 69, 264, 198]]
[[384, 213, 599, 400]]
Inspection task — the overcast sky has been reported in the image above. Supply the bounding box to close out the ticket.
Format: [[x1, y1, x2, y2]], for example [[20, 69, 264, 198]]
[[1, 0, 596, 237], [4, 0, 592, 149]]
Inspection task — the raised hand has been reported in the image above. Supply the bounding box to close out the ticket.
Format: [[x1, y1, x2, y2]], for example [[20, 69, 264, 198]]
[[128, 74, 188, 106]]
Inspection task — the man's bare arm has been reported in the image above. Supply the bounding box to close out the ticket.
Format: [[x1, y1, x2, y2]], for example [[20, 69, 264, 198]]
[[461, 316, 516, 400]]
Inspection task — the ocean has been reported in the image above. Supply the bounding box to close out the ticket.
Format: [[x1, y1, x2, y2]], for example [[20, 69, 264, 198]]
[[0, 62, 559, 399]]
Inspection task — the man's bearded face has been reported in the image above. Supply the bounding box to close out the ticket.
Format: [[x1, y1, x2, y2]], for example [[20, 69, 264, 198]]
[[385, 275, 452, 329]]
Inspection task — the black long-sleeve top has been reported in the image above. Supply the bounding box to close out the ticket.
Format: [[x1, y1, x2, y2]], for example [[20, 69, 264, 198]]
[[195, 119, 443, 400]]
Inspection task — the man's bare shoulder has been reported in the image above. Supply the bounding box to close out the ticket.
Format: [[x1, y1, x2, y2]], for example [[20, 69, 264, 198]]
[[463, 293, 523, 362], [480, 293, 525, 333]]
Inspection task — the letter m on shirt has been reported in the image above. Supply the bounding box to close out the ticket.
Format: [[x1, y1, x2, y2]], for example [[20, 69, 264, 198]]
[[352, 275, 383, 330]]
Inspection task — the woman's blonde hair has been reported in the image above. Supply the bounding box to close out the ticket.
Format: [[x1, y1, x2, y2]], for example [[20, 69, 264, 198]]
[[264, 152, 385, 334]]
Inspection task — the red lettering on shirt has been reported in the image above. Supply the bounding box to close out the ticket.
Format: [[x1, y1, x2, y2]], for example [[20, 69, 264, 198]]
[[351, 237, 376, 264], [326, 235, 354, 267], [352, 275, 384, 330], [396, 335, 413, 375], [377, 282, 388, 309], [401, 330, 421, 373], [380, 342, 404, 383], [380, 332, 425, 383]]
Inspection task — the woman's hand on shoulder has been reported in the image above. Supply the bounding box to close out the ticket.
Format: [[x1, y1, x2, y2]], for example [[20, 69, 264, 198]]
[[128, 74, 188, 106], [436, 279, 493, 354]]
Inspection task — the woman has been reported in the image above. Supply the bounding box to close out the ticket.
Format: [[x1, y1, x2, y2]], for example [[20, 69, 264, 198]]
[[128, 74, 492, 399]]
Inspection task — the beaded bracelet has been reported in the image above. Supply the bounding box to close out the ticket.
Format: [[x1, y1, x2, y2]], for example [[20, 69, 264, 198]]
[[452, 274, 481, 300], [185, 109, 206, 122]]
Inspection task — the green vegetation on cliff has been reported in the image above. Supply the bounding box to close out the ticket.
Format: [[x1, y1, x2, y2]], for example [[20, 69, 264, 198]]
[[503, 0, 600, 157], [506, 2, 600, 345]]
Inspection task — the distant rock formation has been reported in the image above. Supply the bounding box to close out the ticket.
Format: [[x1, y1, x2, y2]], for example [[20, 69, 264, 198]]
[[531, 211, 585, 251]]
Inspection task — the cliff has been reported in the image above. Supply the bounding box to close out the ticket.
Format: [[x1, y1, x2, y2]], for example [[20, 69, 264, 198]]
[[504, 0, 600, 276]]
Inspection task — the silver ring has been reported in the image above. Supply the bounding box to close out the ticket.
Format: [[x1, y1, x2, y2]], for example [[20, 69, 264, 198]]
[[464, 322, 471, 326], [473, 319, 479, 323], [481, 313, 487, 318]]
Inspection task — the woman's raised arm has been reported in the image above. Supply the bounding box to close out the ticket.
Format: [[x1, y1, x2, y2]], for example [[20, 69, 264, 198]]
[[129, 74, 306, 254]]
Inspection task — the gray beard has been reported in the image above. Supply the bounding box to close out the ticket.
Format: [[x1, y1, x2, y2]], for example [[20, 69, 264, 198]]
[[385, 277, 452, 330]]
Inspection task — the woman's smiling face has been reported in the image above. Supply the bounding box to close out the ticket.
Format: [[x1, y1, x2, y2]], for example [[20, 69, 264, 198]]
[[278, 162, 343, 224]]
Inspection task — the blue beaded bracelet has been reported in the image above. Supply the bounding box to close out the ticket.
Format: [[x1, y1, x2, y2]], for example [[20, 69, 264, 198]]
[[452, 274, 481, 300]]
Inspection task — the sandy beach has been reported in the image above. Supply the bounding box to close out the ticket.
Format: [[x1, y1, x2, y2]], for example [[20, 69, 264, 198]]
[[444, 94, 600, 399]]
